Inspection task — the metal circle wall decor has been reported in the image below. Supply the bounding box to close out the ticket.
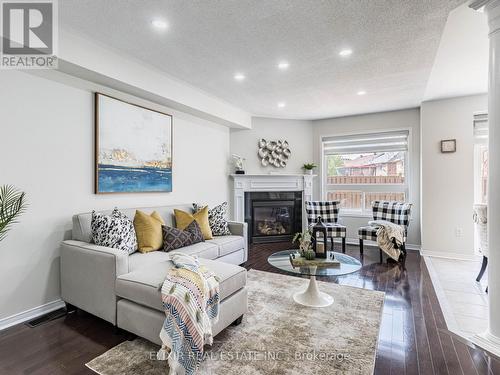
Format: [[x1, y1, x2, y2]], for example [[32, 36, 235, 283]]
[[258, 139, 291, 168]]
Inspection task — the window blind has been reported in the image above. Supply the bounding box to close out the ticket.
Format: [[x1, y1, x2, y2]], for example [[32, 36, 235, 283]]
[[473, 113, 488, 140], [322, 130, 409, 155]]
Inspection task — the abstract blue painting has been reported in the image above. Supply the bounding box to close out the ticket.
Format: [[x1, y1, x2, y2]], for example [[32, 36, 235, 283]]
[[95, 94, 173, 193]]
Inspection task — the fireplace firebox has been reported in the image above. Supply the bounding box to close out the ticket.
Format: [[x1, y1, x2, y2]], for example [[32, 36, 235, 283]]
[[245, 191, 302, 243]]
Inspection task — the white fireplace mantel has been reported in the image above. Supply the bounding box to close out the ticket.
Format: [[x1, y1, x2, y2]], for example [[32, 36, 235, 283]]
[[230, 174, 316, 230]]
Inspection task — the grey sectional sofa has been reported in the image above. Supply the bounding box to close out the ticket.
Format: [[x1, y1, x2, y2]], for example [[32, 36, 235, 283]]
[[60, 204, 248, 345]]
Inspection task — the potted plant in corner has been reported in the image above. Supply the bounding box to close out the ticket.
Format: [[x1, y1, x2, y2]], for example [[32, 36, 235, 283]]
[[302, 163, 317, 175], [0, 185, 27, 242]]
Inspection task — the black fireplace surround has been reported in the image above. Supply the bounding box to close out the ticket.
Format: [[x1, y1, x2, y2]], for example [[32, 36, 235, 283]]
[[244, 191, 302, 244]]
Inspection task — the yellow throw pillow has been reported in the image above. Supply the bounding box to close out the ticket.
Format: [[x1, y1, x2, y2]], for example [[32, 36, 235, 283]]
[[133, 210, 165, 253], [174, 207, 213, 240]]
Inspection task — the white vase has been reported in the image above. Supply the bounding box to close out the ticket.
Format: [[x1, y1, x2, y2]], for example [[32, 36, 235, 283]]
[[307, 169, 313, 175]]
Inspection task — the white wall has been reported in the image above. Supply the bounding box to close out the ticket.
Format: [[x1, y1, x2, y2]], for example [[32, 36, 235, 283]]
[[0, 70, 230, 320], [420, 94, 487, 258], [230, 117, 314, 174], [59, 29, 252, 129], [312, 109, 422, 247]]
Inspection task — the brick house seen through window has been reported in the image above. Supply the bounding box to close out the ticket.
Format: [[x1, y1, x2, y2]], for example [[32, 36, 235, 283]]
[[321, 130, 409, 215]]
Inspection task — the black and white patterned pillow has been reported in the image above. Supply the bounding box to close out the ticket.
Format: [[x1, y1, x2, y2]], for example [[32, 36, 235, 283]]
[[193, 202, 231, 236], [91, 208, 138, 254], [162, 220, 204, 252]]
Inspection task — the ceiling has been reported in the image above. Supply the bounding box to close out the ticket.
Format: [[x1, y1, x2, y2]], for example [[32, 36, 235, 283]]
[[60, 0, 479, 120]]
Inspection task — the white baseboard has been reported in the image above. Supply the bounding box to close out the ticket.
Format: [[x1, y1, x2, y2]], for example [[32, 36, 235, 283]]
[[405, 244, 421, 251], [470, 332, 500, 358], [343, 237, 420, 251], [419, 249, 481, 261], [0, 299, 66, 331]]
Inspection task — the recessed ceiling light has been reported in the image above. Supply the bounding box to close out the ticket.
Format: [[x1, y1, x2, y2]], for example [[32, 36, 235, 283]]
[[278, 61, 290, 70], [277, 102, 286, 108], [151, 19, 168, 29], [339, 49, 353, 57], [234, 73, 246, 81], [357, 90, 367, 96]]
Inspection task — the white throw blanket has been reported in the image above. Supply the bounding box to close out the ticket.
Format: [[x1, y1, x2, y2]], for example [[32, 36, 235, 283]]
[[369, 220, 405, 261]]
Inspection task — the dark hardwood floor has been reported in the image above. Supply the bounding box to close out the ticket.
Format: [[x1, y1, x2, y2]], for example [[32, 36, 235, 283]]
[[1, 242, 498, 375]]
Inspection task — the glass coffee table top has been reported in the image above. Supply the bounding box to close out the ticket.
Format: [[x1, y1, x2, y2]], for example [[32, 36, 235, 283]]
[[268, 250, 362, 277], [267, 250, 362, 308]]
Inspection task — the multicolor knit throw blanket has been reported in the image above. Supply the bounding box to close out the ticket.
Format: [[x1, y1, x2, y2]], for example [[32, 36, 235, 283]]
[[158, 253, 220, 375]]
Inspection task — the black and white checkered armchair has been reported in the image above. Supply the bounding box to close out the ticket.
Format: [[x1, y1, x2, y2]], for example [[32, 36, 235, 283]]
[[305, 201, 347, 253], [358, 200, 412, 262]]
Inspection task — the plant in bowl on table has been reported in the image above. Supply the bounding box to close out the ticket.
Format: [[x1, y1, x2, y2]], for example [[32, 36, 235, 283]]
[[292, 230, 313, 256], [304, 249, 316, 260]]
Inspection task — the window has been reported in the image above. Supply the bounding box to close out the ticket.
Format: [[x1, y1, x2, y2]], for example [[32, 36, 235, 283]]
[[321, 130, 409, 215], [474, 113, 488, 204]]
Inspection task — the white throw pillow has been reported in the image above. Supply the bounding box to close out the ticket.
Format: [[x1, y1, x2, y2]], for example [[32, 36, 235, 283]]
[[91, 208, 138, 254], [193, 202, 232, 236]]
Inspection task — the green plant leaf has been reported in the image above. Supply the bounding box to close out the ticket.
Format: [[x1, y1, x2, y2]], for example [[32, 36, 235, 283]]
[[0, 185, 27, 241], [302, 163, 317, 170]]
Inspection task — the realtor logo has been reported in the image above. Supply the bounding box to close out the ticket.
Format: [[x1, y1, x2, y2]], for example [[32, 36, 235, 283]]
[[1, 0, 58, 69]]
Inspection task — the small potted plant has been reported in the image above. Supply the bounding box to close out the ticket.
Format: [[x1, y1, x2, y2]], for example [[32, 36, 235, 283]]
[[302, 163, 317, 175], [292, 230, 313, 256]]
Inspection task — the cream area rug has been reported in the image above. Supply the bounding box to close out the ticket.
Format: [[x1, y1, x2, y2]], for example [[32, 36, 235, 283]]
[[86, 269, 384, 375]]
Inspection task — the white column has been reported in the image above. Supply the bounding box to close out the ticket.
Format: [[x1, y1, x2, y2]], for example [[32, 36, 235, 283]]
[[232, 176, 245, 222], [470, 0, 500, 354], [303, 175, 314, 231]]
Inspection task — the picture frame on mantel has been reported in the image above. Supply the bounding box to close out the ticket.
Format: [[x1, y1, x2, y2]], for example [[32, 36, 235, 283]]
[[440, 139, 456, 153], [94, 93, 173, 194]]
